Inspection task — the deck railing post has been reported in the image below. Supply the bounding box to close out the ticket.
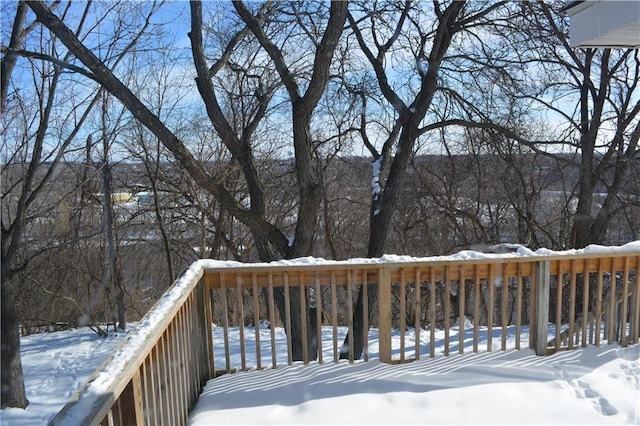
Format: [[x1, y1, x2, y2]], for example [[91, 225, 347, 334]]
[[378, 268, 392, 363], [535, 260, 551, 355]]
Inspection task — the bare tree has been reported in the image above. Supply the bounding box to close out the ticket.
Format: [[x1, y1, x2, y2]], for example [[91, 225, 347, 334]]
[[528, 3, 640, 248], [449, 1, 640, 249], [1, 1, 100, 407], [342, 0, 510, 359], [1, 0, 164, 407], [195, 0, 349, 359], [97, 95, 127, 331]]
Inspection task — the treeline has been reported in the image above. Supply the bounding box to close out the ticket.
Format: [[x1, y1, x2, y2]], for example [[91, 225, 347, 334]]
[[6, 151, 637, 334]]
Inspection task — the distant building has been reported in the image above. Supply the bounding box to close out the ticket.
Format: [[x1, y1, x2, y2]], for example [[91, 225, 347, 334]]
[[564, 1, 640, 48]]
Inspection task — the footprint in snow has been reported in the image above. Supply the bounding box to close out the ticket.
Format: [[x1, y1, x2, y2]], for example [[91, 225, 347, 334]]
[[572, 380, 618, 417], [552, 364, 619, 418], [619, 361, 639, 391]]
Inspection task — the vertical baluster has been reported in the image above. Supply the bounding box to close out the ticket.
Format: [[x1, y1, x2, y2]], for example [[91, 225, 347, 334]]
[[400, 268, 406, 362], [474, 266, 480, 353], [185, 296, 195, 407], [581, 259, 590, 347], [126, 372, 144, 426], [459, 266, 466, 355], [220, 276, 231, 372], [535, 260, 551, 355], [632, 256, 640, 344], [331, 270, 338, 363], [487, 264, 494, 352], [172, 319, 183, 424], [174, 308, 184, 422], [608, 257, 617, 344], [529, 262, 538, 350], [555, 261, 563, 351], [180, 306, 190, 422], [204, 280, 214, 378], [155, 342, 166, 423], [164, 326, 176, 424], [252, 272, 262, 370], [362, 269, 369, 362], [501, 267, 508, 352], [516, 264, 523, 350], [112, 399, 122, 426], [284, 272, 293, 365], [190, 295, 200, 411], [347, 269, 354, 362], [181, 309, 190, 423], [196, 290, 205, 402], [415, 268, 421, 360], [444, 266, 450, 356], [161, 323, 175, 423], [181, 302, 191, 419], [189, 293, 200, 407], [315, 271, 323, 364], [429, 267, 436, 358], [595, 259, 605, 347], [621, 257, 630, 346], [299, 271, 309, 364], [267, 272, 277, 368], [186, 302, 196, 417], [175, 308, 185, 423], [148, 348, 159, 425], [236, 274, 246, 371], [568, 260, 577, 349], [142, 353, 152, 426]]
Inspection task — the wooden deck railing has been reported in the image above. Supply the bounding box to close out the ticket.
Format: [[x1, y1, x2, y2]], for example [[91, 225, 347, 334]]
[[49, 245, 639, 426], [49, 265, 213, 426]]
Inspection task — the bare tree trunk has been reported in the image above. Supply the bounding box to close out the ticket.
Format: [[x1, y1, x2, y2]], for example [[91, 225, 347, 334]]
[[1, 2, 31, 113], [100, 164, 127, 330], [0, 3, 58, 401], [1, 277, 28, 408], [570, 133, 597, 248], [100, 96, 126, 331], [200, 0, 347, 361], [151, 179, 175, 282], [342, 1, 466, 360], [139, 138, 176, 282]]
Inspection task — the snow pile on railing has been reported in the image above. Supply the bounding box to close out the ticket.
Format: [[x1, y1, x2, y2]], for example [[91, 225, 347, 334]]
[[196, 240, 640, 270]]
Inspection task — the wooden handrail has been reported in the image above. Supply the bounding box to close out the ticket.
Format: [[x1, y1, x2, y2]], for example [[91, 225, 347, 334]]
[[49, 243, 639, 425]]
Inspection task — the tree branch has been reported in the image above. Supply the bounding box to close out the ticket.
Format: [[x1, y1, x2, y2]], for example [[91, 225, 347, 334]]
[[233, 0, 301, 103], [0, 47, 99, 83]]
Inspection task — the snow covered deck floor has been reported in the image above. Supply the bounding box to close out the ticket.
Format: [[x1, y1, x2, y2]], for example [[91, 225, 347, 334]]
[[188, 342, 640, 425]]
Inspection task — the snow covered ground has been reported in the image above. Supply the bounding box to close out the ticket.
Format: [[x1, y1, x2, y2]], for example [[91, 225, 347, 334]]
[[2, 322, 638, 425], [0, 327, 128, 425]]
